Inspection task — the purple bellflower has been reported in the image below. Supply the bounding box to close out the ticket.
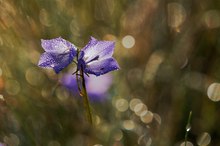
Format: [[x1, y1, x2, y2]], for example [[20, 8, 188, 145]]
[[38, 36, 119, 124], [38, 37, 119, 76], [38, 37, 77, 73], [77, 37, 120, 76]]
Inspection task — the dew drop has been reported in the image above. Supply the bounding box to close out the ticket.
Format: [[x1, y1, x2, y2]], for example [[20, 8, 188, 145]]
[[186, 124, 191, 132]]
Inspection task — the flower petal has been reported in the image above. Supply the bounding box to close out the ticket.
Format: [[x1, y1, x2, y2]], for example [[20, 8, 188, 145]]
[[41, 37, 77, 54], [38, 48, 75, 73], [85, 58, 120, 76], [81, 37, 115, 62]]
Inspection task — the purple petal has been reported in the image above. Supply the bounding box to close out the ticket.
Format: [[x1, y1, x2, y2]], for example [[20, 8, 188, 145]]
[[60, 74, 78, 94], [81, 37, 115, 63], [87, 74, 112, 95], [38, 48, 75, 73], [61, 73, 113, 102], [41, 37, 77, 54], [85, 58, 120, 76]]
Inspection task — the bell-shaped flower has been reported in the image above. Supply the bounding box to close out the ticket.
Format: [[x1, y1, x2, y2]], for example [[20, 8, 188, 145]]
[[77, 37, 120, 76], [38, 37, 77, 73]]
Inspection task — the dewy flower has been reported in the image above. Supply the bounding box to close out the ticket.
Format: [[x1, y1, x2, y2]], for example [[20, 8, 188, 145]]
[[38, 36, 119, 76], [38, 37, 77, 73], [77, 37, 120, 76]]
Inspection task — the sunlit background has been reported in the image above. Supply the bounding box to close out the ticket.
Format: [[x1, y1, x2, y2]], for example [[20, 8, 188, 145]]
[[0, 0, 220, 145]]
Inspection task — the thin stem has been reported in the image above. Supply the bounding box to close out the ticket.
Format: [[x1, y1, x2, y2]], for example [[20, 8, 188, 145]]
[[184, 111, 192, 146], [79, 68, 93, 124], [75, 48, 92, 124]]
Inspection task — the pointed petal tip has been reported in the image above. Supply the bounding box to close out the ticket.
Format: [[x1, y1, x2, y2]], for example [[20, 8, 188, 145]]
[[90, 36, 96, 40]]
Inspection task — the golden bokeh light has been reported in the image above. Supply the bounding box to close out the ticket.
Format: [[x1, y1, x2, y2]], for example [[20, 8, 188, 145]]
[[143, 51, 164, 84], [207, 83, 220, 102], [3, 133, 20, 146], [25, 67, 45, 86], [113, 129, 123, 141], [180, 141, 193, 146], [167, 2, 186, 28], [93, 144, 103, 146], [5, 79, 20, 95], [197, 132, 211, 146], [0, 94, 4, 101], [55, 87, 70, 101], [140, 111, 153, 124], [94, 115, 101, 125], [122, 120, 135, 130], [115, 98, 129, 112], [203, 10, 220, 29], [129, 98, 142, 111], [134, 103, 148, 116], [122, 35, 135, 49], [39, 9, 51, 27], [153, 113, 162, 125]]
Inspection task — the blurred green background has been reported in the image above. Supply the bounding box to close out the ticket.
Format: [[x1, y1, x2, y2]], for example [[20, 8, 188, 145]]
[[1, 0, 220, 145]]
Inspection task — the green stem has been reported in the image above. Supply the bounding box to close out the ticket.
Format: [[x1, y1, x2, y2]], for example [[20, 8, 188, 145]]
[[184, 111, 192, 146], [76, 67, 93, 125], [81, 68, 93, 124], [75, 49, 92, 124]]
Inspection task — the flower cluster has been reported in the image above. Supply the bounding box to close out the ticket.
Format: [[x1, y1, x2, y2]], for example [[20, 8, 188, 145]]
[[38, 37, 120, 76]]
